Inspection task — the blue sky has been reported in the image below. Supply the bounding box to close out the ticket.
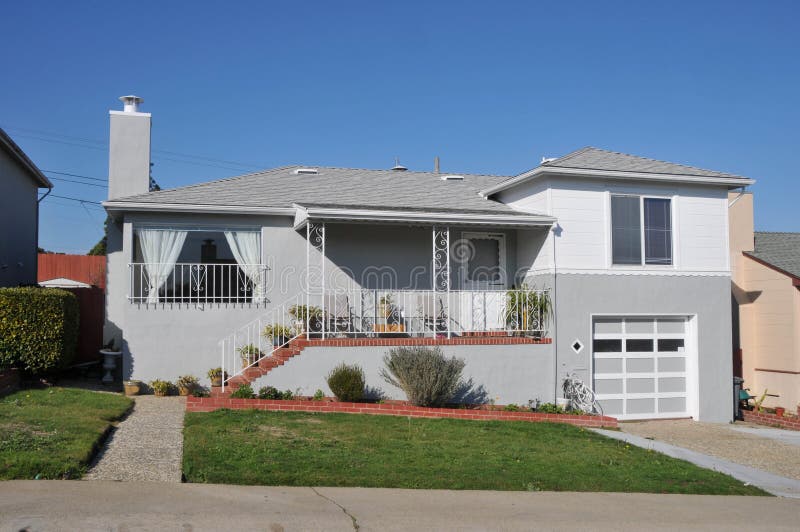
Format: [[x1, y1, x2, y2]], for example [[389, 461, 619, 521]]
[[1, 0, 798, 253]]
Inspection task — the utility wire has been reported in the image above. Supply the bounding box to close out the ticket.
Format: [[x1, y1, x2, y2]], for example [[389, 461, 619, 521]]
[[47, 194, 103, 205], [44, 170, 107, 182], [49, 176, 107, 188]]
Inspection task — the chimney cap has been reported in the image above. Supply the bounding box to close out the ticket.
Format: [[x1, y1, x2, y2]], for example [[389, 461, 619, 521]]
[[391, 157, 407, 172], [119, 95, 144, 112]]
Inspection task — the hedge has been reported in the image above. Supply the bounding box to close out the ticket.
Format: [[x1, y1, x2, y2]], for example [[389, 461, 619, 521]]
[[0, 287, 79, 374]]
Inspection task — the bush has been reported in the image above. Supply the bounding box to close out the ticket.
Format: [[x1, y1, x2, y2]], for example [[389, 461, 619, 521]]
[[257, 386, 294, 400], [326, 363, 365, 402], [230, 383, 255, 399], [0, 287, 79, 374], [380, 346, 465, 407]]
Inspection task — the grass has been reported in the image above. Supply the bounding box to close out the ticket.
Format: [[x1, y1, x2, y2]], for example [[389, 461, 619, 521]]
[[183, 410, 767, 495], [0, 387, 132, 479]]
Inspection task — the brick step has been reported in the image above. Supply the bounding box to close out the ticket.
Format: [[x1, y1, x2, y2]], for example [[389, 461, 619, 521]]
[[219, 337, 312, 396]]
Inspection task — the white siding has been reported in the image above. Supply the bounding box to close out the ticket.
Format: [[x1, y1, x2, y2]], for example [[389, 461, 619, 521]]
[[502, 177, 730, 275]]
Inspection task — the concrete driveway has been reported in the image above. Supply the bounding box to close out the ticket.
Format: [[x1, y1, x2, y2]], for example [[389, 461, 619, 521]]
[[1, 480, 799, 531], [620, 420, 800, 480]]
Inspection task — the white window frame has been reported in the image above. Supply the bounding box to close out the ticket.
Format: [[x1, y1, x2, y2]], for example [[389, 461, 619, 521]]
[[608, 193, 676, 269]]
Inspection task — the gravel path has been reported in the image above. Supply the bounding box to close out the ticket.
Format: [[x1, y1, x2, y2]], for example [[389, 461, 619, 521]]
[[620, 420, 800, 481], [84, 396, 185, 482]]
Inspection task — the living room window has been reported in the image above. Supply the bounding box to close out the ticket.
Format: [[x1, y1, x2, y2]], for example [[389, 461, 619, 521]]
[[611, 195, 672, 266]]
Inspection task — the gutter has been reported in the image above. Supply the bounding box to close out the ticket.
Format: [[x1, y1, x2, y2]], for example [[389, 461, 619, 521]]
[[480, 167, 756, 198], [292, 204, 557, 230], [102, 201, 296, 216]]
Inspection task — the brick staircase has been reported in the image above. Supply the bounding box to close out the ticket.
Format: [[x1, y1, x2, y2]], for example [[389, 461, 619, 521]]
[[213, 338, 310, 396]]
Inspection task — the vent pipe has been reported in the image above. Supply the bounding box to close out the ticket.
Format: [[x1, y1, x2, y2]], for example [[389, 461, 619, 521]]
[[434, 156, 440, 173], [391, 157, 407, 171]]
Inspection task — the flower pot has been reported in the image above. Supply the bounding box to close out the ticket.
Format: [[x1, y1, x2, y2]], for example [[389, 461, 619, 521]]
[[775, 407, 786, 417], [123, 380, 141, 396], [210, 376, 222, 387], [154, 390, 168, 397], [178, 386, 192, 397]]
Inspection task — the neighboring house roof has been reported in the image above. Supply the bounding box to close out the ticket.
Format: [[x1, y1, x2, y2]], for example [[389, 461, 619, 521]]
[[39, 277, 92, 289], [0, 128, 52, 188], [105, 165, 537, 218], [744, 232, 800, 280], [480, 146, 754, 197]]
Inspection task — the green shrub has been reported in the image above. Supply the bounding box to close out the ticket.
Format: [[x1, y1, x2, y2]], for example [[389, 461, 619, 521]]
[[0, 287, 79, 374], [312, 389, 325, 401], [258, 386, 280, 399], [230, 383, 255, 399], [326, 363, 365, 402], [380, 346, 464, 407], [535, 402, 566, 414]]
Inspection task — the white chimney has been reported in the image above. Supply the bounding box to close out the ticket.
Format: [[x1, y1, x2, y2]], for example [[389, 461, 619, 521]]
[[108, 95, 151, 200]]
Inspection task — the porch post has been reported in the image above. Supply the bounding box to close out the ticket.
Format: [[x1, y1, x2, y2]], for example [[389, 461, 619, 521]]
[[432, 226, 451, 339], [306, 222, 326, 339]]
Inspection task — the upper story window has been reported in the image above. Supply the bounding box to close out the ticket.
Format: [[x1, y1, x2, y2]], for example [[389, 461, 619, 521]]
[[611, 195, 672, 266]]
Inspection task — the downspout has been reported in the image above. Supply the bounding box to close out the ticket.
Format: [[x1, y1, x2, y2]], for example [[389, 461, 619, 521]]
[[551, 222, 559, 402], [35, 186, 52, 280], [37, 185, 53, 204]]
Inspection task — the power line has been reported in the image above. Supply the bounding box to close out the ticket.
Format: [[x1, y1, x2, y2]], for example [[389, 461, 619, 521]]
[[47, 194, 103, 205], [3, 124, 265, 170], [43, 170, 107, 182], [49, 176, 107, 188]]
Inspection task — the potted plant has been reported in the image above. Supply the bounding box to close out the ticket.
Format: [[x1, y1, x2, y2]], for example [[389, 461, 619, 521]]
[[504, 285, 552, 338], [150, 379, 172, 397], [176, 375, 199, 396], [123, 379, 142, 396], [262, 324, 295, 347], [236, 344, 263, 368], [289, 304, 323, 337], [207, 367, 227, 387]]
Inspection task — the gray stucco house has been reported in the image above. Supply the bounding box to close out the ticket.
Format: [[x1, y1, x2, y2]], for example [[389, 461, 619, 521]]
[[0, 128, 52, 287], [103, 96, 754, 422]]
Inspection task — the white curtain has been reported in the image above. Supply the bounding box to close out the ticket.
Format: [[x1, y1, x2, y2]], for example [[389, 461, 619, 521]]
[[224, 231, 264, 301], [138, 229, 188, 303]]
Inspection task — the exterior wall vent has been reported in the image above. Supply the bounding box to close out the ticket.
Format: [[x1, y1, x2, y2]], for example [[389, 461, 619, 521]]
[[294, 168, 319, 175], [441, 175, 464, 181]]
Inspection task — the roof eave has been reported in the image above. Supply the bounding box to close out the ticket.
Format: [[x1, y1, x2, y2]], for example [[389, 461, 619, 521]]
[[0, 129, 53, 188], [480, 167, 755, 197], [293, 204, 556, 231], [102, 201, 296, 216]]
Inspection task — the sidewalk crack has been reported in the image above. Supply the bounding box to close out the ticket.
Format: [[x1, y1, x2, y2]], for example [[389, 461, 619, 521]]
[[310, 487, 359, 530]]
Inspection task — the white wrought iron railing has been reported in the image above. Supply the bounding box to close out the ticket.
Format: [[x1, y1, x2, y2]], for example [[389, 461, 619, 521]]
[[219, 293, 304, 390], [128, 263, 268, 304], [218, 288, 550, 388]]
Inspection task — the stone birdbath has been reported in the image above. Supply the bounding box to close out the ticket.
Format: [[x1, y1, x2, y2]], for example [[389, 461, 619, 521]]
[[99, 349, 122, 385]]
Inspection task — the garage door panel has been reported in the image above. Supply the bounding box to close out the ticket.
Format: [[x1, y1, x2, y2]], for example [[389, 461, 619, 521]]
[[593, 316, 689, 420]]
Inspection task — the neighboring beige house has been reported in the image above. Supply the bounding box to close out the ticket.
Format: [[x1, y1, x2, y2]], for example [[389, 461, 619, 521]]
[[0, 128, 52, 287], [730, 191, 800, 410]]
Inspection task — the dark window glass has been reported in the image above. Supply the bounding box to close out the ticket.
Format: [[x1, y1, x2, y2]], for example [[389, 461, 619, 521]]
[[658, 339, 684, 352], [626, 339, 654, 352], [611, 196, 642, 265], [644, 198, 672, 265], [593, 339, 622, 352]]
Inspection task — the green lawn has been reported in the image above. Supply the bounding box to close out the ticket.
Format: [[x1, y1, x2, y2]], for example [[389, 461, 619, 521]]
[[183, 410, 767, 495], [0, 387, 132, 479]]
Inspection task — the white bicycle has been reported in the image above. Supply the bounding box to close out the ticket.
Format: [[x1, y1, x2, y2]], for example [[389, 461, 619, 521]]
[[562, 373, 602, 415]]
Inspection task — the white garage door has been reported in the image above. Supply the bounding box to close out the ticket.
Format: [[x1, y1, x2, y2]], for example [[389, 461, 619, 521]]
[[592, 317, 690, 420]]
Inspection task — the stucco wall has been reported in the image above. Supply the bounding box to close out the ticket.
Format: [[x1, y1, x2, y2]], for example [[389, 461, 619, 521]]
[[0, 148, 39, 287], [549, 274, 733, 422], [252, 343, 555, 406]]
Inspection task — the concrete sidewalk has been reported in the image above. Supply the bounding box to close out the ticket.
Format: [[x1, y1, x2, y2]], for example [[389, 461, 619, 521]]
[[1, 480, 798, 531]]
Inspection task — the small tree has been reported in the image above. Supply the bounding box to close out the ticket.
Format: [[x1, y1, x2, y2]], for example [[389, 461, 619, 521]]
[[326, 363, 365, 402], [380, 346, 465, 407]]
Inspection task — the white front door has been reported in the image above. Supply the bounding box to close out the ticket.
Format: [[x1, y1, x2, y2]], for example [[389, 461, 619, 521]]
[[459, 233, 506, 331], [592, 316, 691, 420]]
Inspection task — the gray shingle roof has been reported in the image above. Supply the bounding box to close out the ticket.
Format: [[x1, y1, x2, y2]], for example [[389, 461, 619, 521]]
[[541, 146, 746, 179], [111, 166, 531, 216], [745, 232, 800, 279]]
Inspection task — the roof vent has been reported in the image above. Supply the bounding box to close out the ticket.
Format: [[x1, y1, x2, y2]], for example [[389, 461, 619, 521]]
[[294, 168, 319, 175], [441, 175, 464, 181], [541, 157, 557, 164], [391, 157, 407, 172]]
